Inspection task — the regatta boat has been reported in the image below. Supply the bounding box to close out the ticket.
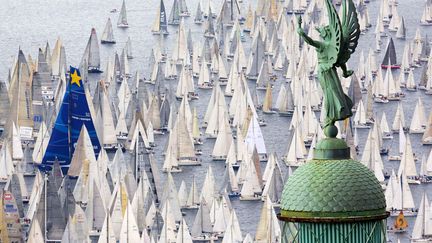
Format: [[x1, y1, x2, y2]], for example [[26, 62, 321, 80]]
[[117, 0, 129, 28], [168, 0, 181, 25], [82, 28, 102, 73], [101, 18, 116, 44], [194, 2, 203, 24], [152, 0, 169, 35], [384, 171, 417, 217], [387, 211, 408, 233], [39, 67, 101, 174], [410, 193, 432, 242], [381, 38, 400, 69]]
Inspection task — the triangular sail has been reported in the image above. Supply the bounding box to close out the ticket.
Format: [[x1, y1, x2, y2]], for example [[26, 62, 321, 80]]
[[40, 67, 101, 174]]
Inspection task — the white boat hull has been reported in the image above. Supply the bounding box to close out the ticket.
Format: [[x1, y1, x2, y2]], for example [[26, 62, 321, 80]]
[[178, 159, 201, 166], [212, 156, 227, 161], [390, 210, 417, 217], [388, 155, 401, 161], [240, 195, 262, 201]]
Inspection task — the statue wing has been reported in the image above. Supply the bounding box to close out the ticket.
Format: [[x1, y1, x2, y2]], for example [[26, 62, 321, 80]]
[[321, 0, 342, 71], [337, 0, 361, 65]]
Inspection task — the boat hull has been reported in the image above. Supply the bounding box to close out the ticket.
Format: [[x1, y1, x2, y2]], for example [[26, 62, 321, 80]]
[[211, 156, 227, 161], [239, 195, 262, 201], [88, 68, 103, 73], [178, 159, 201, 166], [101, 40, 116, 44], [390, 210, 417, 217], [381, 64, 401, 69]]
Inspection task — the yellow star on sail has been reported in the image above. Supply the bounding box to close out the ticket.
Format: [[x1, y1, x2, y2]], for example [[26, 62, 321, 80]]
[[70, 70, 81, 87]]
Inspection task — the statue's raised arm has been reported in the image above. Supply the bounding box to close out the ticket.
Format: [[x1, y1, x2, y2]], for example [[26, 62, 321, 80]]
[[296, 16, 322, 49]]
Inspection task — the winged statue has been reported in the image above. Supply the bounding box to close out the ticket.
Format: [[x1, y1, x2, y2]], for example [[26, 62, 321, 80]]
[[297, 0, 360, 135]]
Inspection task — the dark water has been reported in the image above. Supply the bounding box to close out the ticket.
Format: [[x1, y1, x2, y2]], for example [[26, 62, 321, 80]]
[[0, 0, 431, 242]]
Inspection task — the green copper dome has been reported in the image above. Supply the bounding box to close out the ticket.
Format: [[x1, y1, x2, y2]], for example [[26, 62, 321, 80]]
[[279, 157, 387, 221]]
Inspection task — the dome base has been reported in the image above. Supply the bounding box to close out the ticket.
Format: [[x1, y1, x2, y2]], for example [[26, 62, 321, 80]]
[[314, 138, 350, 160]]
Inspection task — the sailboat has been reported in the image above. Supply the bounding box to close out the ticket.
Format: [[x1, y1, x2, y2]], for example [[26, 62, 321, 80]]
[[420, 0, 432, 26], [410, 192, 432, 242], [169, 0, 181, 25], [8, 50, 34, 130], [396, 17, 406, 39], [36, 162, 67, 241], [101, 18, 116, 44], [152, 0, 169, 35], [95, 82, 119, 150], [82, 28, 102, 73], [117, 0, 129, 28], [381, 38, 400, 69], [191, 198, 217, 241], [409, 98, 426, 134], [185, 176, 200, 209], [385, 171, 417, 217], [204, 6, 215, 38], [262, 83, 276, 114], [39, 67, 101, 174], [194, 2, 203, 24], [176, 218, 193, 243], [275, 84, 294, 117], [178, 0, 189, 16], [387, 211, 408, 233]]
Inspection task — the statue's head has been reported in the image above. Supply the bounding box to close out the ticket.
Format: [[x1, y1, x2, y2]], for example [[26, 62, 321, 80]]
[[315, 26, 330, 39]]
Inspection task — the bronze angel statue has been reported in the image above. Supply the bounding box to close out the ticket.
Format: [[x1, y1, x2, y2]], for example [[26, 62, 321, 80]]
[[297, 0, 360, 133]]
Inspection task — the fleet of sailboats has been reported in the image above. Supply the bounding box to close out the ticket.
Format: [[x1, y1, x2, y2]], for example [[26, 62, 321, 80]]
[[0, 0, 431, 242]]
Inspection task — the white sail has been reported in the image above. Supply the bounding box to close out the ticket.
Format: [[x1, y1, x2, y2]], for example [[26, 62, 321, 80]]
[[50, 38, 63, 76], [119, 202, 141, 242], [86, 180, 107, 232], [200, 166, 216, 205], [191, 198, 213, 239], [392, 102, 406, 131], [411, 193, 432, 240], [27, 219, 44, 243], [409, 98, 426, 133], [212, 198, 230, 234], [127, 119, 150, 150], [244, 115, 267, 155], [101, 18, 116, 43], [159, 200, 178, 243], [212, 115, 233, 159], [117, 0, 129, 27], [160, 173, 183, 222], [68, 126, 97, 177], [100, 87, 118, 146], [32, 122, 50, 164], [222, 211, 243, 243], [98, 213, 117, 243], [110, 182, 129, 239], [284, 126, 306, 166], [0, 141, 14, 182], [240, 158, 262, 200], [176, 218, 193, 243], [178, 180, 188, 208], [186, 176, 200, 208], [83, 28, 101, 71], [397, 134, 418, 178], [11, 122, 23, 160]]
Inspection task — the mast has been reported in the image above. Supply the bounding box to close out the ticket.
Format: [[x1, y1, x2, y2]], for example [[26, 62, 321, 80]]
[[44, 173, 47, 242]]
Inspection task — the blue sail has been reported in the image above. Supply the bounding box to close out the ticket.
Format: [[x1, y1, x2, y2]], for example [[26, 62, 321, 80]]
[[40, 66, 101, 174]]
